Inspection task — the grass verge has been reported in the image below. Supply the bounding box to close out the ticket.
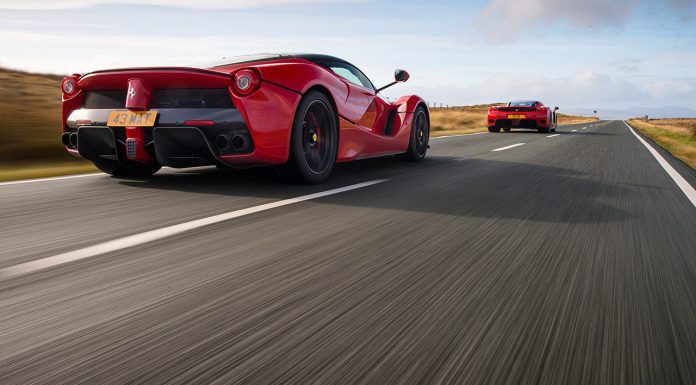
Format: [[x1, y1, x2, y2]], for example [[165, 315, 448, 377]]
[[627, 118, 696, 170], [0, 161, 98, 182]]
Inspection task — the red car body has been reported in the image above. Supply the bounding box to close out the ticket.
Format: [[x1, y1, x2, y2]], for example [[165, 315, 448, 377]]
[[487, 100, 558, 133], [60, 54, 429, 182]]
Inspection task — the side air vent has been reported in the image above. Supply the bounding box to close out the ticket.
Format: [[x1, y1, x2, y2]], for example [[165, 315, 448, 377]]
[[82, 89, 234, 109], [150, 89, 234, 109], [83, 91, 127, 109]]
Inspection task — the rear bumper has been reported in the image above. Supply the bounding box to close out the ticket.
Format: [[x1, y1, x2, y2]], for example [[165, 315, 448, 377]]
[[487, 112, 548, 129], [65, 108, 262, 168]]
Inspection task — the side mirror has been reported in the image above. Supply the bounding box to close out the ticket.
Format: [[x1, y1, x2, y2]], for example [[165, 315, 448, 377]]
[[554, 106, 559, 111], [376, 69, 410, 93], [395, 69, 410, 83]]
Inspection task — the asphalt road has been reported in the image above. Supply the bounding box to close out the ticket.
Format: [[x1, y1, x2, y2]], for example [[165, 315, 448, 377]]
[[1, 120, 695, 384]]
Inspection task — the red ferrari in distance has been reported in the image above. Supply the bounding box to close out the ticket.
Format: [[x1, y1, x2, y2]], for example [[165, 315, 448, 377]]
[[60, 54, 430, 183], [487, 100, 558, 133]]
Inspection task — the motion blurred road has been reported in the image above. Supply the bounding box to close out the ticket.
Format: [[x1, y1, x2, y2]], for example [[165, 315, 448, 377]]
[[1, 121, 695, 384]]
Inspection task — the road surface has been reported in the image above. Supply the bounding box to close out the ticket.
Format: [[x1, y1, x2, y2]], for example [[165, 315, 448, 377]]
[[1, 120, 695, 384]]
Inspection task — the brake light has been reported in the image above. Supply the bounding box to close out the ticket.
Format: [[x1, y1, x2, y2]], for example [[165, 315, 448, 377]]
[[61, 76, 79, 96], [184, 120, 215, 126], [232, 69, 261, 96]]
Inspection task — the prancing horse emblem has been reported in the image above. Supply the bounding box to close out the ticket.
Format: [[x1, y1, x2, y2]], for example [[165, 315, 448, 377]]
[[128, 87, 136, 99]]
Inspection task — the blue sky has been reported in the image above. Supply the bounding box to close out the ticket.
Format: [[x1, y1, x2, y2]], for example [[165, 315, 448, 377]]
[[0, 0, 695, 112]]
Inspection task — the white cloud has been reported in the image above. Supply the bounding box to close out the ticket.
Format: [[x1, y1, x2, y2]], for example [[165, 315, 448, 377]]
[[0, 0, 361, 10], [475, 0, 696, 41], [404, 70, 656, 109], [642, 79, 695, 99]]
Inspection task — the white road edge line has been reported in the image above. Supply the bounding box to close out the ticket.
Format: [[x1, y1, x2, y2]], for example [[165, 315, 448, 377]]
[[0, 179, 387, 279], [431, 132, 487, 139], [572, 130, 578, 132], [624, 121, 696, 208], [492, 143, 525, 152], [546, 134, 560, 138], [0, 172, 104, 186], [0, 166, 173, 187]]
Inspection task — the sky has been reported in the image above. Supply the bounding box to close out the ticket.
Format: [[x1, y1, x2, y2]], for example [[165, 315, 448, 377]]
[[0, 0, 695, 114]]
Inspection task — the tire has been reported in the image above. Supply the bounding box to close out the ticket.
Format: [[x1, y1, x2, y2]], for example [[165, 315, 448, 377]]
[[93, 158, 161, 178], [503, 127, 511, 133], [488, 126, 500, 133], [272, 91, 338, 184], [538, 126, 550, 133], [403, 105, 429, 162]]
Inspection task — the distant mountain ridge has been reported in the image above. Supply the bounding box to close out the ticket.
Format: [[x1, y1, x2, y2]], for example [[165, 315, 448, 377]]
[[564, 106, 696, 120]]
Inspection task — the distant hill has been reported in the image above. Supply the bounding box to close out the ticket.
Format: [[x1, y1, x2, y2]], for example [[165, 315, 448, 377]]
[[0, 68, 67, 163], [565, 106, 696, 120]]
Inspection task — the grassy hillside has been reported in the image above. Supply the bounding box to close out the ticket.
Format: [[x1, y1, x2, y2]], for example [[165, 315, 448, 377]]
[[0, 68, 96, 180], [627, 118, 696, 170]]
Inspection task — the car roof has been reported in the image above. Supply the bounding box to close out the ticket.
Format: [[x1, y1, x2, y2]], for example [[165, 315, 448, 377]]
[[208, 53, 353, 68], [510, 100, 541, 105]]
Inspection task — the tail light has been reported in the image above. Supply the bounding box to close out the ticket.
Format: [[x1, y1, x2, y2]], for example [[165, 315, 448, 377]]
[[61, 75, 80, 96], [232, 69, 261, 96]]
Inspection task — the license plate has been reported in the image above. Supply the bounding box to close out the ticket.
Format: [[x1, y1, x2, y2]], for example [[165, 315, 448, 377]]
[[508, 114, 526, 119], [108, 111, 158, 127]]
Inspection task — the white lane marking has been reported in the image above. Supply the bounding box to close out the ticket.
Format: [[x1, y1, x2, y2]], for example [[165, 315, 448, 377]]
[[546, 134, 560, 138], [431, 132, 487, 139], [572, 130, 578, 132], [0, 179, 387, 279], [492, 143, 525, 152], [624, 121, 696, 208], [0, 172, 104, 186], [582, 127, 587, 130], [0, 166, 173, 187]]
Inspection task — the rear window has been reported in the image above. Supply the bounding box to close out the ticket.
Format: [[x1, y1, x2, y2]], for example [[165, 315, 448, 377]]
[[509, 101, 539, 107]]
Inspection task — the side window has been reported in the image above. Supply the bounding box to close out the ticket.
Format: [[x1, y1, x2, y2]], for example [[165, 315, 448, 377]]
[[326, 62, 374, 91]]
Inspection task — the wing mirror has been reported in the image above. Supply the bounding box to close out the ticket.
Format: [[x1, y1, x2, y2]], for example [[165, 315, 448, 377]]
[[376, 69, 410, 93], [394, 69, 410, 83], [554, 106, 559, 111]]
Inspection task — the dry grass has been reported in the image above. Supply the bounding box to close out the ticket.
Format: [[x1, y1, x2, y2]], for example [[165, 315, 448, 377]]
[[627, 118, 696, 170], [557, 113, 599, 125], [429, 105, 497, 136], [0, 68, 108, 181], [429, 106, 597, 136]]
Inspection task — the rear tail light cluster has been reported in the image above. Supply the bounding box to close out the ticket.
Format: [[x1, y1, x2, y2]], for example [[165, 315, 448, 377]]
[[232, 69, 261, 96], [61, 74, 81, 97]]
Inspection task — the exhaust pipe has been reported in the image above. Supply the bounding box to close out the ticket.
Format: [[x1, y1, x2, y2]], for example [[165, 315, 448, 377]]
[[61, 132, 71, 146], [62, 132, 78, 147], [214, 134, 230, 151], [231, 135, 248, 151]]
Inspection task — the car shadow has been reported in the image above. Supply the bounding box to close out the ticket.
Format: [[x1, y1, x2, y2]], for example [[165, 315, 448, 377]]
[[119, 155, 630, 224]]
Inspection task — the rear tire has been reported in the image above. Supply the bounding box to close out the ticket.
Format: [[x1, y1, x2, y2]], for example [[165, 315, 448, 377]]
[[403, 106, 429, 162], [503, 127, 511, 133], [488, 126, 500, 133], [93, 159, 161, 178], [272, 91, 338, 184]]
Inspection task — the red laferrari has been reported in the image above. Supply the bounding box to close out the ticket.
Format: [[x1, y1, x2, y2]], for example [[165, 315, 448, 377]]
[[61, 54, 430, 183], [487, 100, 558, 133]]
